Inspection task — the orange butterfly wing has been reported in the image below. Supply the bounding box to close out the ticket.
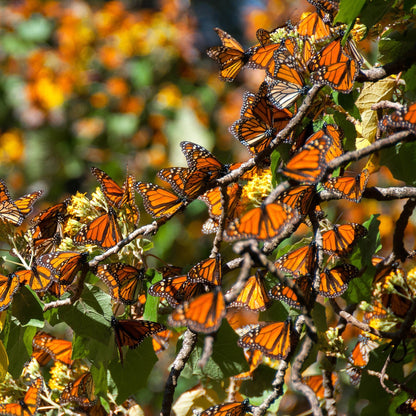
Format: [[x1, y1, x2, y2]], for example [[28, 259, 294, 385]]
[[14, 266, 52, 293], [199, 400, 250, 416], [0, 180, 23, 226], [207, 28, 253, 82], [0, 273, 19, 311], [322, 223, 367, 257], [238, 320, 297, 360], [95, 263, 144, 304], [188, 255, 222, 286], [228, 202, 300, 241], [275, 243, 317, 277], [38, 251, 87, 285], [149, 275, 208, 307], [75, 208, 121, 248], [318, 264, 359, 297], [111, 317, 166, 363], [269, 275, 313, 309], [298, 11, 332, 42], [135, 182, 185, 218], [276, 185, 315, 216], [32, 331, 73, 366], [0, 377, 43, 416], [14, 190, 43, 218], [168, 287, 226, 333], [60, 372, 96, 408], [323, 169, 369, 202], [228, 271, 271, 312], [280, 135, 331, 184]]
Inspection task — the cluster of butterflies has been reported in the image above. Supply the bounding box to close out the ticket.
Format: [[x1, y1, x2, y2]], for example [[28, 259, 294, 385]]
[[379, 102, 416, 134], [0, 323, 172, 415]]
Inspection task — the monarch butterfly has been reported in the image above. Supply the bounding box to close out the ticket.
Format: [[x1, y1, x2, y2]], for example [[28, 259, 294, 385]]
[[396, 397, 416, 415], [157, 167, 209, 201], [111, 316, 166, 363], [302, 373, 338, 399], [157, 264, 183, 279], [0, 377, 43, 416], [60, 372, 96, 408], [321, 223, 367, 257], [149, 274, 208, 307], [363, 300, 388, 323], [303, 123, 343, 163], [75, 207, 122, 249], [14, 190, 43, 218], [0, 180, 24, 226], [297, 11, 332, 42], [94, 263, 144, 305], [188, 255, 222, 286], [207, 27, 254, 82], [346, 334, 378, 385], [230, 82, 293, 154], [269, 275, 313, 309], [30, 200, 69, 239], [318, 264, 359, 298], [14, 265, 52, 293], [279, 135, 331, 184], [151, 329, 172, 354], [180, 141, 228, 183], [307, 0, 339, 18], [266, 62, 309, 109], [323, 169, 369, 203], [134, 182, 186, 218], [168, 287, 226, 334], [199, 399, 250, 416], [91, 167, 139, 224], [248, 32, 291, 76], [276, 185, 315, 216], [0, 273, 20, 311], [32, 331, 73, 366], [310, 39, 359, 93], [275, 243, 317, 278], [232, 348, 263, 381], [228, 270, 271, 312], [237, 320, 297, 360], [226, 201, 300, 241], [38, 251, 88, 286], [379, 102, 416, 133], [200, 183, 243, 219]]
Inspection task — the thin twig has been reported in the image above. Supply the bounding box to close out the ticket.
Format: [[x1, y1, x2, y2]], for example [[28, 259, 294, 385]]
[[160, 329, 198, 416]]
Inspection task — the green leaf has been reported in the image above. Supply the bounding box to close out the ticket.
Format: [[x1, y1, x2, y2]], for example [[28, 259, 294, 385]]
[[334, 0, 366, 25], [380, 141, 416, 184], [187, 320, 248, 381], [108, 338, 157, 403], [59, 284, 112, 345], [72, 333, 114, 364], [270, 149, 282, 187], [360, 0, 396, 31], [347, 215, 381, 303], [143, 273, 162, 322], [0, 340, 8, 381], [378, 26, 416, 65], [403, 64, 416, 101], [311, 303, 327, 333], [17, 15, 53, 43], [90, 362, 109, 398], [1, 320, 32, 377], [241, 376, 283, 413], [107, 114, 138, 140], [11, 286, 44, 327]]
